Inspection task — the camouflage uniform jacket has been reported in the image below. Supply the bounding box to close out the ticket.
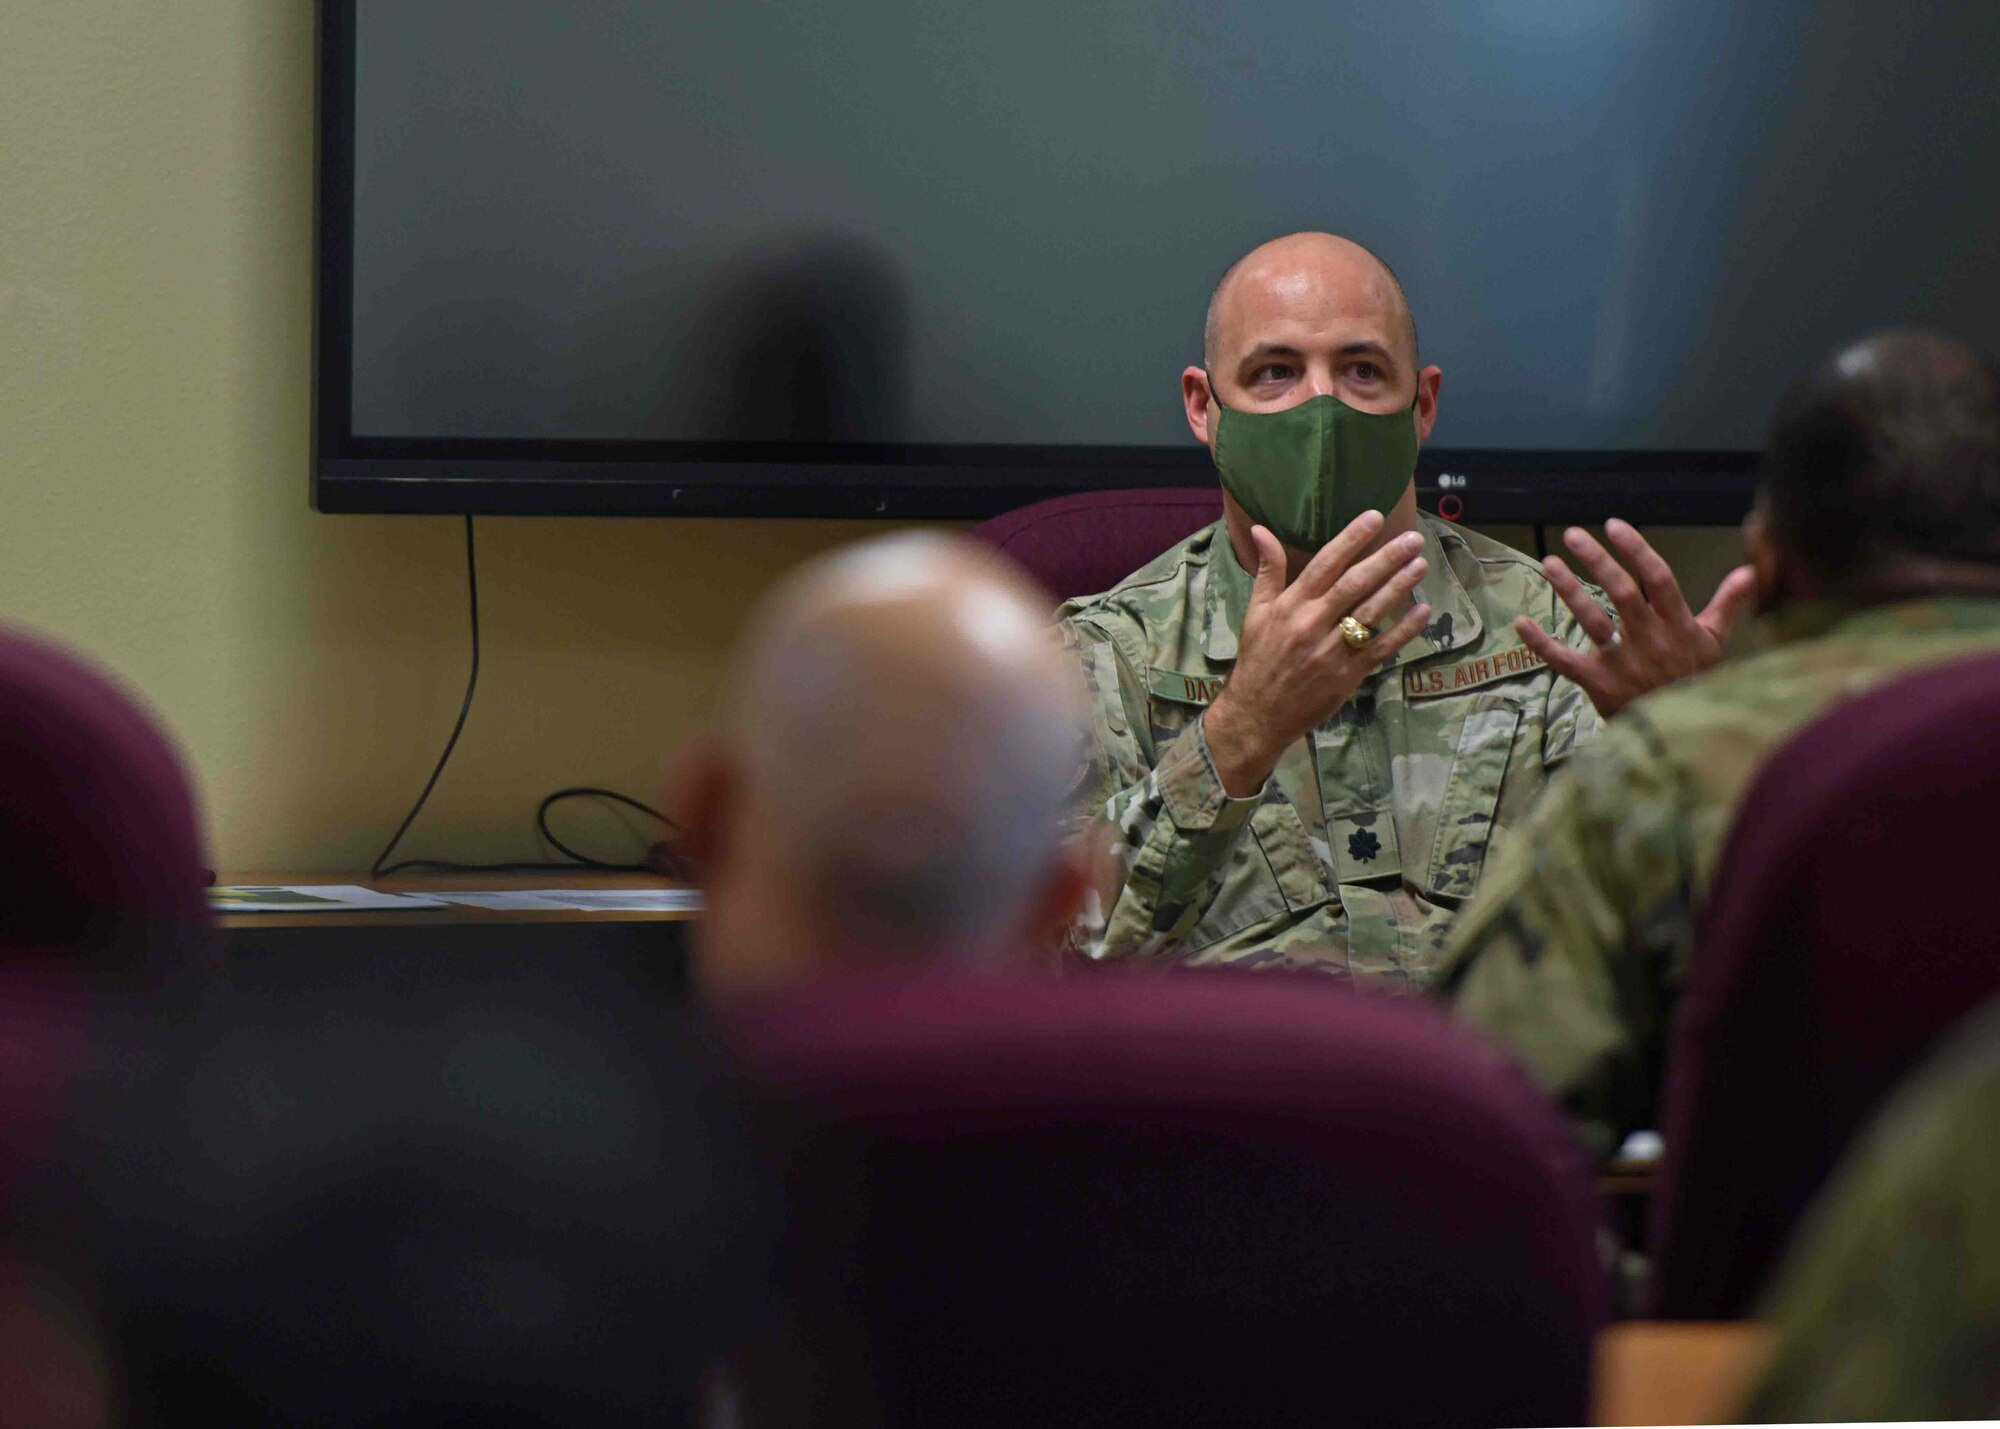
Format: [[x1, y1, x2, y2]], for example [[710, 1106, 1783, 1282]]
[[1059, 513, 1602, 984], [1438, 595, 2000, 1158], [1741, 995, 2000, 1422]]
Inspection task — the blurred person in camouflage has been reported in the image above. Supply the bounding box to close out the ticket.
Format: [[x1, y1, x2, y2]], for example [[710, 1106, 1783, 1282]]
[[1739, 994, 2000, 1422], [673, 532, 1096, 999], [1061, 231, 1753, 980], [1440, 329, 2000, 1157]]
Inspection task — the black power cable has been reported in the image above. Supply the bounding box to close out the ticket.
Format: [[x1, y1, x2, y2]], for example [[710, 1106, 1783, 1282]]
[[536, 787, 675, 869], [370, 516, 683, 879]]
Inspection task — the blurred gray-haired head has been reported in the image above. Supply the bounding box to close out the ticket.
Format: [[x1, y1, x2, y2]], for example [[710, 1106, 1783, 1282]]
[[685, 532, 1090, 992]]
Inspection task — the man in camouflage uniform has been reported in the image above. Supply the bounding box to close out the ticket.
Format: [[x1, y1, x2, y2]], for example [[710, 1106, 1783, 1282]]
[[1740, 995, 2000, 1422], [1440, 329, 2000, 1158], [1063, 232, 1752, 981]]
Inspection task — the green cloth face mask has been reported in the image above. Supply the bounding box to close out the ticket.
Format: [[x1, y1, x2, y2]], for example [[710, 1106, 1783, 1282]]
[[1208, 385, 1421, 551]]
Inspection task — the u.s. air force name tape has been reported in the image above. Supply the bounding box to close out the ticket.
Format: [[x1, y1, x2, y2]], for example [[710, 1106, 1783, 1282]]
[[1403, 643, 1547, 699]]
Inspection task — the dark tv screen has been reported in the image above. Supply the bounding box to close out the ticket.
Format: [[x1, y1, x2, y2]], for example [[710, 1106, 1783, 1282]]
[[316, 0, 2000, 521]]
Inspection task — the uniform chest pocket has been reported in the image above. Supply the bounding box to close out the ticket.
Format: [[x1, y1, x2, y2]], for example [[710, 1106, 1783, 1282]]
[[1250, 801, 1331, 912], [1422, 690, 1524, 901], [1185, 800, 1330, 950], [1145, 698, 1197, 756]]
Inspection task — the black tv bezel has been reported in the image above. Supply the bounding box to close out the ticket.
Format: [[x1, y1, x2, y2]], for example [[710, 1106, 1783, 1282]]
[[311, 0, 1761, 526]]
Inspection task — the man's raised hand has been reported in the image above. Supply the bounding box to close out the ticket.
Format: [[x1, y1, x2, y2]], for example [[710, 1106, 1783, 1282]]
[[1203, 513, 1431, 797], [1515, 518, 1759, 718]]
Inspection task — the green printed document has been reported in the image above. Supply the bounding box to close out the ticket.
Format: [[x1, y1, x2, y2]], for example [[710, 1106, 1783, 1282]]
[[208, 885, 449, 913]]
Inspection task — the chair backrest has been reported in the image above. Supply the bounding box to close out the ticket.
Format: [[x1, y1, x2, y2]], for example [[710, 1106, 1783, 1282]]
[[0, 626, 213, 976], [969, 487, 1224, 605], [0, 626, 216, 1206], [725, 970, 1606, 1429], [1651, 650, 2000, 1319]]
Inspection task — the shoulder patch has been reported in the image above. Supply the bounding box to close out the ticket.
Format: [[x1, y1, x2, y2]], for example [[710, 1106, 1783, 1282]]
[[1403, 643, 1548, 699], [1147, 667, 1227, 706]]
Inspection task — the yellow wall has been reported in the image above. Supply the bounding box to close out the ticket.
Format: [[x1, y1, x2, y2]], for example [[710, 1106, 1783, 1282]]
[[0, 1, 1746, 874]]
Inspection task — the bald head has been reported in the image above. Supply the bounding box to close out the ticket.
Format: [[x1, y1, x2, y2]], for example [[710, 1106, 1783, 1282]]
[[1204, 232, 1418, 375], [694, 534, 1088, 989], [1760, 328, 2000, 588]]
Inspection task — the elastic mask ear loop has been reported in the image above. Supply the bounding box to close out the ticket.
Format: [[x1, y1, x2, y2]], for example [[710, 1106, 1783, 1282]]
[[1202, 368, 1225, 419]]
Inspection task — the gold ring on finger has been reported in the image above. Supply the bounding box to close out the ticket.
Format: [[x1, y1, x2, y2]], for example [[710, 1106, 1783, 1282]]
[[1339, 616, 1377, 650]]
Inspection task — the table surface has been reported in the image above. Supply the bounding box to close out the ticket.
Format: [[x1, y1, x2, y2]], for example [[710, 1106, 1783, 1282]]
[[214, 871, 702, 929], [1594, 1323, 1770, 1426]]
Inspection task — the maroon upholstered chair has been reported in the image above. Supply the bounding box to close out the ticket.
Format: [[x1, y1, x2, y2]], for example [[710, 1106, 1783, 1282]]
[[0, 626, 217, 1209], [1649, 650, 2000, 1319], [725, 970, 1606, 1429], [969, 487, 1224, 606]]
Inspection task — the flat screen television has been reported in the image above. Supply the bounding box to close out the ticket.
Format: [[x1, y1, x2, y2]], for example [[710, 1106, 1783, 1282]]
[[314, 1, 2000, 524]]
